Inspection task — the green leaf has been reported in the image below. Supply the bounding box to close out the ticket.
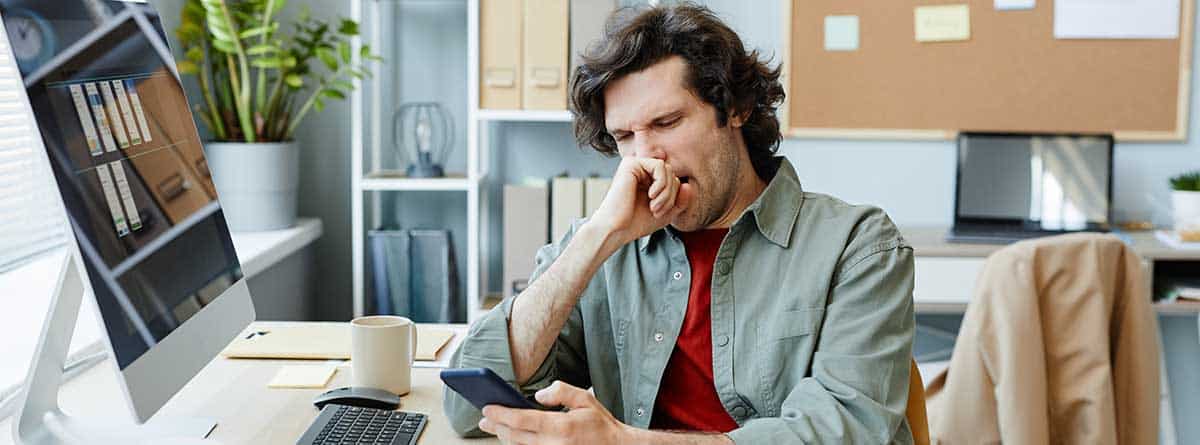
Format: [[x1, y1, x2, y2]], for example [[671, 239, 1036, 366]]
[[338, 41, 352, 64], [240, 26, 271, 39], [178, 60, 199, 75], [185, 46, 205, 63], [338, 18, 359, 36], [360, 44, 371, 58], [313, 97, 325, 112], [284, 74, 303, 88], [330, 79, 354, 91], [321, 88, 346, 100], [247, 44, 277, 55], [251, 57, 283, 68], [316, 47, 339, 70], [211, 39, 237, 54]]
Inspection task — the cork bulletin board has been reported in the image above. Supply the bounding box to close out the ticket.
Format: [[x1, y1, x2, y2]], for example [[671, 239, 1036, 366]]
[[781, 0, 1195, 141]]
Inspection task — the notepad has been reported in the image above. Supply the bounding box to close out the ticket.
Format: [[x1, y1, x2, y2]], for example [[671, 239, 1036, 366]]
[[268, 365, 337, 389]]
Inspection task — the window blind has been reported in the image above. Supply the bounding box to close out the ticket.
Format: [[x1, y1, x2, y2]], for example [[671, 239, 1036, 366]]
[[0, 29, 68, 273]]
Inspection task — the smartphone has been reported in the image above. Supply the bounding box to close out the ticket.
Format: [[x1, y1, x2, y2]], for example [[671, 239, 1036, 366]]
[[440, 368, 544, 410]]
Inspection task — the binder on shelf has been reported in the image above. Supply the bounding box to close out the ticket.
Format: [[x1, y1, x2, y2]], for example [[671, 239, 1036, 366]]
[[584, 176, 611, 218], [480, 0, 523, 109], [570, 0, 617, 77], [369, 228, 463, 323], [551, 176, 584, 243], [503, 183, 549, 298], [522, 0, 568, 110]]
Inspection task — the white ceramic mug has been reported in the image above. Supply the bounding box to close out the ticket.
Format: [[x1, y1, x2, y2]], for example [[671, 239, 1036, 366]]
[[350, 315, 417, 395]]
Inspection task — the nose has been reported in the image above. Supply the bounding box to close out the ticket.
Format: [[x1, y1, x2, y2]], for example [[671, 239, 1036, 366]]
[[632, 131, 666, 160]]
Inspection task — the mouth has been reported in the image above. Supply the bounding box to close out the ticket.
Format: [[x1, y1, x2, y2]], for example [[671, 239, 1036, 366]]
[[680, 176, 691, 184]]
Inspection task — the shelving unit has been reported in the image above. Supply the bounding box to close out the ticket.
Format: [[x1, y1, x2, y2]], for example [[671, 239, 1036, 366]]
[[351, 0, 576, 323]]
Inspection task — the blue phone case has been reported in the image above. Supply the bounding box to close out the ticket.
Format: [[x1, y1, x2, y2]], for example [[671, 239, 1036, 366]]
[[440, 368, 542, 410]]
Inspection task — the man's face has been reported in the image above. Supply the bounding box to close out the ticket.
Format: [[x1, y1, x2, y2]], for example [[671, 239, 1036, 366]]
[[603, 56, 745, 232]]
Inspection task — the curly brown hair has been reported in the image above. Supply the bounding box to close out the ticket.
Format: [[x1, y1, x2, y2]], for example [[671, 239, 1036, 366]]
[[570, 2, 786, 180]]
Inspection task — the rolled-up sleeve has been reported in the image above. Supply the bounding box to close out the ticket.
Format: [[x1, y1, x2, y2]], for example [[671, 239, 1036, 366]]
[[442, 224, 594, 437], [728, 233, 916, 443]]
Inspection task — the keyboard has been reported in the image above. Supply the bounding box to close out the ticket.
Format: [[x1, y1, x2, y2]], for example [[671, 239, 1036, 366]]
[[296, 404, 426, 445]]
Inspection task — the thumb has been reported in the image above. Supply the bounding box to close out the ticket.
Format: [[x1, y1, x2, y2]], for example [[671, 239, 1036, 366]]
[[534, 381, 593, 409], [669, 182, 695, 217]]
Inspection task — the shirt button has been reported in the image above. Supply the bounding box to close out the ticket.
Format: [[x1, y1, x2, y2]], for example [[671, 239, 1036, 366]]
[[732, 406, 746, 418], [672, 271, 683, 280], [636, 407, 645, 417], [717, 335, 729, 347], [654, 332, 664, 342]]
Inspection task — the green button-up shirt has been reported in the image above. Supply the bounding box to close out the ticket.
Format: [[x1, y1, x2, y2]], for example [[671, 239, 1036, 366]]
[[444, 158, 916, 443]]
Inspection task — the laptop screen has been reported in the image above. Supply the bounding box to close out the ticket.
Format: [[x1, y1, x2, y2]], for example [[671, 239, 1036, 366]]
[[956, 133, 1112, 231]]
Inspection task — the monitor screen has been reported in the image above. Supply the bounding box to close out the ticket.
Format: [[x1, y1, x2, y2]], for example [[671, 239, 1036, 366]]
[[956, 133, 1112, 231], [2, 1, 242, 369]]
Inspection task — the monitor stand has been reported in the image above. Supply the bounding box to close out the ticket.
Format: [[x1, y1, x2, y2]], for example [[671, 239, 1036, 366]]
[[13, 253, 216, 444]]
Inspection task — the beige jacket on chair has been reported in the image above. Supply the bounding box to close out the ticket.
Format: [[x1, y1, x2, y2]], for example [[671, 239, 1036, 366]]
[[924, 234, 1160, 445]]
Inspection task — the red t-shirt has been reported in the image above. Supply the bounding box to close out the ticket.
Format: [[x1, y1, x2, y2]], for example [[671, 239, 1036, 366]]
[[650, 228, 738, 432]]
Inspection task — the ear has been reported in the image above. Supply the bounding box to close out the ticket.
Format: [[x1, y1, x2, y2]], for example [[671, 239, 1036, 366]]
[[728, 108, 748, 128]]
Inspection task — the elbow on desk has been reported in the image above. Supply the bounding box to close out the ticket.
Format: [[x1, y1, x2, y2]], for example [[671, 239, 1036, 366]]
[[442, 384, 491, 438]]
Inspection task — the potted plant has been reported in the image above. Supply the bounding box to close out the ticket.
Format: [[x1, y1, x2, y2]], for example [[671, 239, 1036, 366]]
[[176, 0, 380, 231], [1170, 171, 1200, 241]]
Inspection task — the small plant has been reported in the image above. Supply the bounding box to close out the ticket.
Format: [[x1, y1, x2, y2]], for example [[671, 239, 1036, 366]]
[[176, 0, 382, 142], [1170, 171, 1200, 192]]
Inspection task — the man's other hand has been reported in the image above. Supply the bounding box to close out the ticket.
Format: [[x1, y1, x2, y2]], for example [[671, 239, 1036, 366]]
[[478, 381, 632, 445]]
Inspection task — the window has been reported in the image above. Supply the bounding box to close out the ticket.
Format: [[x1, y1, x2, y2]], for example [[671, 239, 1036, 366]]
[[0, 20, 102, 418]]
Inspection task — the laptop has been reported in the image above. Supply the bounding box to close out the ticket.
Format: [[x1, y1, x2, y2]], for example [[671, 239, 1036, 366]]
[[948, 132, 1113, 244]]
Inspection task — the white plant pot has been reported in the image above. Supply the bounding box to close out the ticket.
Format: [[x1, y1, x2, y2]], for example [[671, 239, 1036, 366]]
[[205, 141, 299, 232], [1171, 190, 1200, 241]]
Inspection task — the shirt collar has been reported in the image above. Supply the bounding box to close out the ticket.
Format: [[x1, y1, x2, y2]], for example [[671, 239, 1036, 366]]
[[638, 157, 803, 251]]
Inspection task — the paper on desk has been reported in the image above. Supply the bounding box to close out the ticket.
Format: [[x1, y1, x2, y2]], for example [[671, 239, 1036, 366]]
[[222, 323, 458, 362], [1055, 0, 1179, 39], [915, 5, 971, 43], [417, 328, 455, 361], [269, 365, 337, 389]]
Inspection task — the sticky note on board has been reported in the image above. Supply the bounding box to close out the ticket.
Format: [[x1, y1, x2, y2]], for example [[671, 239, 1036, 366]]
[[915, 4, 971, 42], [995, 0, 1035, 10], [824, 15, 860, 51]]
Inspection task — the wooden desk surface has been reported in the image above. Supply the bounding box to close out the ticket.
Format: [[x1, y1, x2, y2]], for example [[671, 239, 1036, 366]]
[[902, 226, 1200, 260], [0, 323, 496, 445]]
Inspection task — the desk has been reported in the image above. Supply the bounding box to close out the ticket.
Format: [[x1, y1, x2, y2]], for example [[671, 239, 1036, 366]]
[[0, 323, 494, 444], [903, 226, 1200, 314]]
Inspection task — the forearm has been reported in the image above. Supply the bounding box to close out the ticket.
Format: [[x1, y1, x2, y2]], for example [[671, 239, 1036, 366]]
[[626, 427, 733, 445], [509, 221, 623, 383]]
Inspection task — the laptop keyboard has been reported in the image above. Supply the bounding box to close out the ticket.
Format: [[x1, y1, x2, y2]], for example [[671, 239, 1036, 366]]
[[296, 404, 426, 445]]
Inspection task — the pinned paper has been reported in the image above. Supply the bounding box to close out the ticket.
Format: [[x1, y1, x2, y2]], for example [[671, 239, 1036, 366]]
[[995, 0, 1034, 10], [1055, 0, 1179, 39], [824, 15, 860, 51], [915, 4, 971, 42], [268, 365, 337, 389]]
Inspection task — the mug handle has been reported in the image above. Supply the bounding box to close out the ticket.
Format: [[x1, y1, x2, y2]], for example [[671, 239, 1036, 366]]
[[410, 323, 418, 365]]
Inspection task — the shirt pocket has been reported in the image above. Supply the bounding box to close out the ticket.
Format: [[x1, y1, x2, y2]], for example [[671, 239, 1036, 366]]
[[754, 307, 824, 415], [760, 307, 823, 342]]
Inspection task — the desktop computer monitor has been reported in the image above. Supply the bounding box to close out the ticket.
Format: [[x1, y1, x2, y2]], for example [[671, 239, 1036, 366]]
[[2, 0, 255, 441]]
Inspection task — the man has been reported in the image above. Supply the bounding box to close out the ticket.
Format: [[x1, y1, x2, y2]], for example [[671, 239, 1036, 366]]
[[444, 4, 915, 444]]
